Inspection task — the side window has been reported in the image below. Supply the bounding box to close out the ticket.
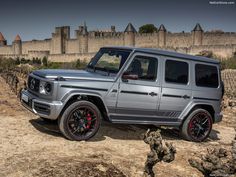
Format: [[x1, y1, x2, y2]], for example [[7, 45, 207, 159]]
[[165, 60, 188, 84], [195, 64, 219, 88], [127, 55, 158, 81]]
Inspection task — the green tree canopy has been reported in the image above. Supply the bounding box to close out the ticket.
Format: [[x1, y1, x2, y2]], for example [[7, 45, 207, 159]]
[[139, 24, 157, 33]]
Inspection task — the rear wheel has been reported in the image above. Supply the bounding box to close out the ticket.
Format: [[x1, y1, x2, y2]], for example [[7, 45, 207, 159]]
[[58, 101, 101, 141], [181, 109, 213, 142]]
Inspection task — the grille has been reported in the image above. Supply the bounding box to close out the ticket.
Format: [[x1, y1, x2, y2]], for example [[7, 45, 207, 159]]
[[28, 76, 40, 92]]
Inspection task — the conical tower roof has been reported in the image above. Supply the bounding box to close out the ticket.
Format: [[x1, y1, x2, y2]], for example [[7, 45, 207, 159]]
[[124, 23, 137, 33], [193, 23, 203, 31], [14, 34, 21, 41], [0, 32, 6, 41], [159, 24, 166, 31]]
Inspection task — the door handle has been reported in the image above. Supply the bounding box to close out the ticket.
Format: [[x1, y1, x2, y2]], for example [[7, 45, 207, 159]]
[[182, 95, 190, 99], [149, 92, 158, 97]]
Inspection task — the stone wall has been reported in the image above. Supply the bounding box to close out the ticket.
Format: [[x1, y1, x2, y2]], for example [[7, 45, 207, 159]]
[[135, 33, 158, 48], [189, 44, 236, 58], [22, 40, 51, 54], [48, 53, 95, 62], [0, 45, 13, 55], [166, 33, 192, 48], [88, 36, 124, 53], [0, 24, 236, 61]]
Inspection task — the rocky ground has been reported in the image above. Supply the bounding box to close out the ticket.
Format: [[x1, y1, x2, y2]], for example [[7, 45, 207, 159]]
[[0, 76, 235, 177]]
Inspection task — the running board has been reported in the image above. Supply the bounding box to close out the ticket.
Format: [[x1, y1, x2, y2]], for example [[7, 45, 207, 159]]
[[109, 115, 182, 126]]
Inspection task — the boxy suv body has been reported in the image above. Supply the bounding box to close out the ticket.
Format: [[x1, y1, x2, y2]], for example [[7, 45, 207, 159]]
[[21, 47, 223, 141]]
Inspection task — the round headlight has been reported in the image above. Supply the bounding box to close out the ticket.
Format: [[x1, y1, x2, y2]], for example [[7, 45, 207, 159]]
[[45, 82, 51, 93]]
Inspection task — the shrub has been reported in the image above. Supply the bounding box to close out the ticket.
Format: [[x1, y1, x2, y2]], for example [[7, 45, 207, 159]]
[[221, 56, 236, 70]]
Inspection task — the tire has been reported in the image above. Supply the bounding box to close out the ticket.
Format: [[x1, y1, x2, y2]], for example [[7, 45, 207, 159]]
[[181, 109, 213, 142], [58, 101, 101, 141]]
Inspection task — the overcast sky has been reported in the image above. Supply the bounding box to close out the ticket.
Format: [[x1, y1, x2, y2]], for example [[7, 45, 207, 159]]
[[0, 0, 235, 43]]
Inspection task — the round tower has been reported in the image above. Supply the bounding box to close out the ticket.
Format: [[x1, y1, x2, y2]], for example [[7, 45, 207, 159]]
[[192, 23, 203, 46], [78, 22, 88, 53], [13, 35, 22, 55], [0, 32, 7, 46], [124, 23, 136, 46], [158, 24, 166, 47]]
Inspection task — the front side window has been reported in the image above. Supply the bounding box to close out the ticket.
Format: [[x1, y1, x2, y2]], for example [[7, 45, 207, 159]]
[[165, 60, 188, 84], [195, 64, 219, 88], [87, 48, 131, 75], [126, 55, 158, 81]]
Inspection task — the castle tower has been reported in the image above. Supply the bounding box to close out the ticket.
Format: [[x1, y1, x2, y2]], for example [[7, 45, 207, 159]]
[[111, 26, 116, 33], [78, 22, 88, 53], [51, 26, 70, 54], [124, 23, 136, 46], [192, 23, 203, 46], [12, 35, 22, 55], [158, 24, 166, 47], [0, 32, 7, 46]]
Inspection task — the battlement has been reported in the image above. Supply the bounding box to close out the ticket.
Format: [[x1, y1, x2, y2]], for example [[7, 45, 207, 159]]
[[0, 23, 236, 60]]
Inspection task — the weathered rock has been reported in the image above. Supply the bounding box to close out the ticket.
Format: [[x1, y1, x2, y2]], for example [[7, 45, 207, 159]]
[[143, 129, 176, 177], [189, 129, 236, 177]]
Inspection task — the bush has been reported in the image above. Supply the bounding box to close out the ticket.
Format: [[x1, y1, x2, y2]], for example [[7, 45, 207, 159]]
[[42, 57, 48, 67], [221, 56, 236, 70], [75, 59, 88, 69]]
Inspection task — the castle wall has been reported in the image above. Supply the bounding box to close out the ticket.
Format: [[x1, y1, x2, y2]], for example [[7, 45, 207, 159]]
[[166, 33, 192, 48], [66, 39, 79, 53], [135, 33, 158, 48], [88, 36, 123, 53], [22, 40, 51, 54], [203, 32, 236, 45], [1, 24, 236, 61], [0, 45, 13, 55], [48, 52, 95, 62], [189, 44, 236, 58], [51, 33, 62, 54], [28, 51, 50, 59]]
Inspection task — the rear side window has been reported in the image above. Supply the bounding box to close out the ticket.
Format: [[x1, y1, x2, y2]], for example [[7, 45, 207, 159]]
[[165, 60, 188, 84], [195, 64, 219, 88]]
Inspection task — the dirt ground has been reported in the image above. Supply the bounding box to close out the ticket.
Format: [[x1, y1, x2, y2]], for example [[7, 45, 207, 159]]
[[0, 76, 235, 177]]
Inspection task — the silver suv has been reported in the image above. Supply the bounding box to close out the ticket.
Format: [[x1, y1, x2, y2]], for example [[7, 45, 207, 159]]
[[21, 47, 223, 142]]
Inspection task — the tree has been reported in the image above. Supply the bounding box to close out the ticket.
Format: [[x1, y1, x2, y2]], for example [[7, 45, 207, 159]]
[[42, 57, 48, 67], [139, 24, 157, 33]]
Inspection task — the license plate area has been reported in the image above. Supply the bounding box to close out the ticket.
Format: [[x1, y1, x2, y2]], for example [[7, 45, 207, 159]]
[[21, 93, 29, 103]]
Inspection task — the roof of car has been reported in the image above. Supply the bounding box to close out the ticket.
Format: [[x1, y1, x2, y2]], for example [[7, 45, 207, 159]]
[[102, 46, 220, 64]]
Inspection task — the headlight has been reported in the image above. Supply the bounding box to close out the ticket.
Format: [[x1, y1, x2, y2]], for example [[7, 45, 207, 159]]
[[39, 81, 52, 95]]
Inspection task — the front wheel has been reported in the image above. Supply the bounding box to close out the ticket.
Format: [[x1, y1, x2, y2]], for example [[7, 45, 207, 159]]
[[181, 109, 213, 142], [58, 101, 101, 141]]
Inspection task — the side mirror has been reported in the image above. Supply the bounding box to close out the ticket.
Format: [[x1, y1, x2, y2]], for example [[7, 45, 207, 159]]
[[122, 71, 138, 82]]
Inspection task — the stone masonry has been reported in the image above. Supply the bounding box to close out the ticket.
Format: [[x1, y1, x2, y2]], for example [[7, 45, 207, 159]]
[[0, 23, 236, 62]]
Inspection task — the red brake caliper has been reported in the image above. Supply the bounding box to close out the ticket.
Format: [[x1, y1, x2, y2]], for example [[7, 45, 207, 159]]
[[86, 113, 92, 129]]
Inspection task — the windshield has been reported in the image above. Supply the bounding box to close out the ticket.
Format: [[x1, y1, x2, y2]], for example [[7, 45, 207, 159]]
[[87, 48, 131, 75]]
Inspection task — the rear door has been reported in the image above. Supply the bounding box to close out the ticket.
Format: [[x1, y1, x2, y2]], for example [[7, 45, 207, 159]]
[[111, 53, 161, 122], [159, 57, 192, 119]]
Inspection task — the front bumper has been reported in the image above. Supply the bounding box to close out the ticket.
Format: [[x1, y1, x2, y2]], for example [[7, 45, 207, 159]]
[[20, 89, 63, 120], [214, 112, 223, 123]]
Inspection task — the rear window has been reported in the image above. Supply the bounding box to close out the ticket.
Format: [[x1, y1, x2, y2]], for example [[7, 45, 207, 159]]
[[165, 60, 189, 84], [195, 64, 219, 88]]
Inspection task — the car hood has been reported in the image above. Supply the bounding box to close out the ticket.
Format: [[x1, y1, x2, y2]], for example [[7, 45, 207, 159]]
[[32, 69, 116, 81]]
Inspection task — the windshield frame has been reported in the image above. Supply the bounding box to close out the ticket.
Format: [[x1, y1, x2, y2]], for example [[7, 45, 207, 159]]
[[87, 47, 132, 76]]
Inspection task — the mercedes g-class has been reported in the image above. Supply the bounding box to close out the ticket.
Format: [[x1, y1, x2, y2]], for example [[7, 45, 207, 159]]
[[21, 47, 223, 142]]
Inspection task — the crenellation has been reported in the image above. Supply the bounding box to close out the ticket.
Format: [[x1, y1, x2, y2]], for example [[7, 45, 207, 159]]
[[0, 22, 236, 61]]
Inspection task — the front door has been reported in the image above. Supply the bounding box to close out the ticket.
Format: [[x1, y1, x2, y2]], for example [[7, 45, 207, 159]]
[[111, 53, 161, 123]]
